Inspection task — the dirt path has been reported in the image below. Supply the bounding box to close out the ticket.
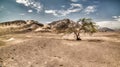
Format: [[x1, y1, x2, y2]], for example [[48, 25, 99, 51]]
[[0, 32, 120, 67]]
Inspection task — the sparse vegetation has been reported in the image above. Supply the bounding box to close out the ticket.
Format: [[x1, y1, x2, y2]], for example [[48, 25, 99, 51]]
[[0, 18, 98, 40], [47, 18, 98, 40], [65, 18, 98, 40]]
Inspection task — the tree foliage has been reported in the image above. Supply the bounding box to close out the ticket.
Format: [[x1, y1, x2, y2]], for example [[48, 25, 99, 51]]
[[66, 18, 98, 40]]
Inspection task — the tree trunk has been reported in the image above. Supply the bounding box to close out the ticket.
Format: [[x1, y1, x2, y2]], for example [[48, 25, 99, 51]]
[[74, 32, 81, 40], [76, 34, 81, 40]]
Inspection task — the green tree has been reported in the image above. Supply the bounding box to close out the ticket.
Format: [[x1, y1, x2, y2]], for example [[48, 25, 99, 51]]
[[66, 18, 98, 40]]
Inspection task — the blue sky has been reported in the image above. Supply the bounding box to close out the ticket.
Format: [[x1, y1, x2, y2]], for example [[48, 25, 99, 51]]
[[0, 0, 120, 25]]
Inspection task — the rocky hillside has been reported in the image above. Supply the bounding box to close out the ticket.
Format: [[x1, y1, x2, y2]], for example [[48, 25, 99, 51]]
[[0, 20, 26, 26], [0, 20, 43, 27], [48, 19, 76, 32], [0, 20, 44, 35], [98, 27, 115, 32], [0, 19, 119, 35]]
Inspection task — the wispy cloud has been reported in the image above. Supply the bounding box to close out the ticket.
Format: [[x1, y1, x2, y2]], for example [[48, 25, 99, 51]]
[[71, 0, 78, 2], [15, 0, 97, 16], [45, 3, 83, 17], [71, 0, 88, 2], [16, 0, 42, 13], [84, 5, 97, 15], [45, 10, 57, 16]]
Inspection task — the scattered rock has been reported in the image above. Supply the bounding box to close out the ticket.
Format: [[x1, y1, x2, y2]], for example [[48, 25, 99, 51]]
[[11, 57, 14, 59], [13, 49, 16, 51], [59, 64, 63, 66]]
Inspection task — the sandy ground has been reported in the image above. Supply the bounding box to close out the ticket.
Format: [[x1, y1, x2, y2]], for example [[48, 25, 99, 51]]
[[0, 32, 120, 67]]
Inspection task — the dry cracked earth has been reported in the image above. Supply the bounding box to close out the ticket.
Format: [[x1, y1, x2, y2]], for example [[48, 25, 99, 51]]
[[0, 32, 120, 67]]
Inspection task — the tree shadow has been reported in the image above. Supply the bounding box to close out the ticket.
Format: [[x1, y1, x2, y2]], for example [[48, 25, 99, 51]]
[[87, 39, 104, 42]]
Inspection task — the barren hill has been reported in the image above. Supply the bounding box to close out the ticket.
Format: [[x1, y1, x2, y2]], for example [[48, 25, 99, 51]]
[[0, 20, 44, 35], [48, 19, 76, 32], [49, 19, 75, 27], [98, 27, 115, 32]]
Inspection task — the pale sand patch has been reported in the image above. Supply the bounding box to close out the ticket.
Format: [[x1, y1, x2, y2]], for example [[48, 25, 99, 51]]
[[6, 38, 15, 41]]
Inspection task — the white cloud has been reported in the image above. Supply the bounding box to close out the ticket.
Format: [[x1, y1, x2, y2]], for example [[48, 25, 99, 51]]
[[45, 10, 57, 16], [97, 21, 120, 29], [70, 3, 82, 8], [45, 3, 83, 17], [71, 0, 88, 2], [71, 0, 78, 2], [16, 0, 42, 13], [97, 16, 120, 29], [84, 5, 97, 14], [28, 9, 33, 13], [112, 16, 120, 21], [112, 16, 117, 19]]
